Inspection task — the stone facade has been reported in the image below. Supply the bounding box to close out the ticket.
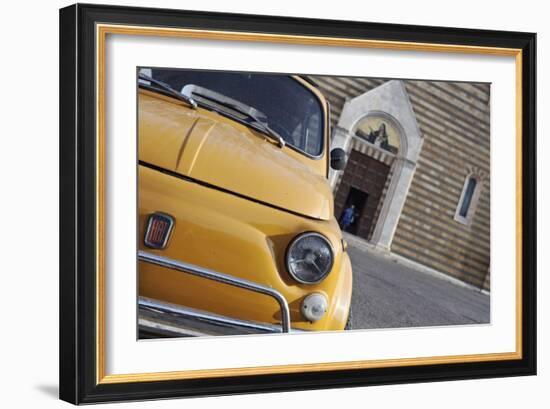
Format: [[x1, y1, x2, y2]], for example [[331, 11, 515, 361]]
[[309, 75, 491, 291]]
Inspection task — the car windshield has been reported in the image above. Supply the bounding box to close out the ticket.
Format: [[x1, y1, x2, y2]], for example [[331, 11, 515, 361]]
[[149, 69, 325, 157]]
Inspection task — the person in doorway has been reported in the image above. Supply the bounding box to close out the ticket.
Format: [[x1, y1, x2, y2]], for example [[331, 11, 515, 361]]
[[340, 204, 357, 232]]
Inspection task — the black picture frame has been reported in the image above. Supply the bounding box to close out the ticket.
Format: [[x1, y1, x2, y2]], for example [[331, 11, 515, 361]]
[[59, 3, 536, 404]]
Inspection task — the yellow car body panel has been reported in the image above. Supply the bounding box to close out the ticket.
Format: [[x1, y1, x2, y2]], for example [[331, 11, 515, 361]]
[[138, 77, 352, 332], [139, 89, 332, 220]]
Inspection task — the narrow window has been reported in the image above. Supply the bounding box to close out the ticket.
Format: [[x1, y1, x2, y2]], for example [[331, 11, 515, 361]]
[[455, 174, 481, 225], [458, 177, 477, 218]]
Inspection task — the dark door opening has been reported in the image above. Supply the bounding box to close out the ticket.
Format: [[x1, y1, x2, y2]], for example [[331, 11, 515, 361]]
[[334, 150, 391, 240], [339, 187, 369, 235]]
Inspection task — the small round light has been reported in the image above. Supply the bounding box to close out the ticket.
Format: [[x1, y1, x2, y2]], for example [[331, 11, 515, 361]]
[[301, 293, 328, 322], [286, 232, 334, 284]]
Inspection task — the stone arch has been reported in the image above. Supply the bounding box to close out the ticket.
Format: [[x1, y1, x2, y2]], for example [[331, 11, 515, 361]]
[[330, 80, 423, 250]]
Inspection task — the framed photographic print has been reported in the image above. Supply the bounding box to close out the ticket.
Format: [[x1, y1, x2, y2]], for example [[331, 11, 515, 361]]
[[59, 3, 536, 404]]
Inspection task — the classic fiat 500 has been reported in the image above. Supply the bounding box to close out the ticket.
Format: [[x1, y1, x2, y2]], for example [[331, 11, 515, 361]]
[[138, 69, 352, 337]]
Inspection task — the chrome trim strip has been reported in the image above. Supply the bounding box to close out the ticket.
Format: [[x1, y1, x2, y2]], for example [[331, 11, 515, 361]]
[[139, 296, 291, 337], [138, 250, 291, 332]]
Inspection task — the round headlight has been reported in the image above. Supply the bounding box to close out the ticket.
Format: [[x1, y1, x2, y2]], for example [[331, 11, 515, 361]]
[[286, 232, 334, 284]]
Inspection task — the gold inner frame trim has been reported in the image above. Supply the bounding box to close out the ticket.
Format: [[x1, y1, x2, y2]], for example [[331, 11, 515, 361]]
[[96, 23, 523, 385]]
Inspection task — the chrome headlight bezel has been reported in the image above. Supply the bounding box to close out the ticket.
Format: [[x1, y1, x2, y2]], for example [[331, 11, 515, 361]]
[[285, 232, 335, 285]]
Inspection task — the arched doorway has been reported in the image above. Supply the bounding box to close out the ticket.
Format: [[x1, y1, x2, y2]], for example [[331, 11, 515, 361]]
[[329, 80, 423, 250], [334, 114, 400, 239]]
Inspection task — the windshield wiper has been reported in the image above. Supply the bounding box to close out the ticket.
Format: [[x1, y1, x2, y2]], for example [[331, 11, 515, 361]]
[[138, 73, 198, 109], [181, 84, 286, 148]]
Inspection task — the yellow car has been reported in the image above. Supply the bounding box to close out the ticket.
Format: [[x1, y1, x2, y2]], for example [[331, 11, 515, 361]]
[[137, 69, 352, 337]]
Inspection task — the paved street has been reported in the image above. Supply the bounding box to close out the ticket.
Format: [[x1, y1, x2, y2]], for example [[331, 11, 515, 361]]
[[346, 239, 490, 330]]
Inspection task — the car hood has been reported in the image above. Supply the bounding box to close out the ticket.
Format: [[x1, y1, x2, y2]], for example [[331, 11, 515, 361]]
[[138, 91, 333, 220]]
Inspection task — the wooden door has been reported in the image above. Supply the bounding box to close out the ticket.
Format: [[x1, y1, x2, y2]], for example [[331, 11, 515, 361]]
[[334, 150, 391, 240]]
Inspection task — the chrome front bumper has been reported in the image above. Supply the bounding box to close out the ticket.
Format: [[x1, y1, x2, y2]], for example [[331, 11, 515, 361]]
[[138, 251, 293, 337], [139, 297, 296, 337]]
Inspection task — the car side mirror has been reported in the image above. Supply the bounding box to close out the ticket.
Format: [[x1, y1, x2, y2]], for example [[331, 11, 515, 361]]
[[330, 148, 347, 170]]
